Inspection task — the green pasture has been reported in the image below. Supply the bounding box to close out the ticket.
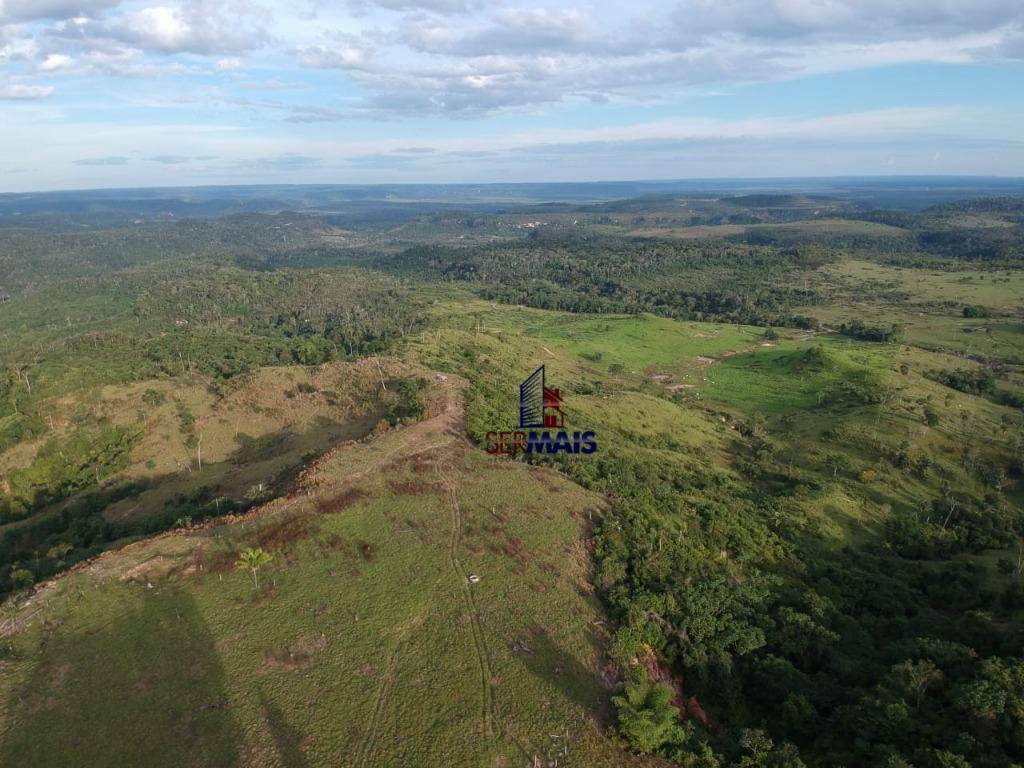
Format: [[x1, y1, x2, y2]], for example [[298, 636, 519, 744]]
[[0, 443, 642, 768], [823, 260, 1024, 309], [700, 337, 895, 416], [520, 314, 761, 376]]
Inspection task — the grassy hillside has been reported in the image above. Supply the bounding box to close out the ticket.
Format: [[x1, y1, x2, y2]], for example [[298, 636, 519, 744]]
[[0, 359, 429, 595], [0, 374, 650, 768], [2, 295, 1022, 767]]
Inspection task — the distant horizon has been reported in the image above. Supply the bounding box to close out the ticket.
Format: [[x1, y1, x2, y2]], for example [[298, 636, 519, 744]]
[[5, 173, 1024, 198]]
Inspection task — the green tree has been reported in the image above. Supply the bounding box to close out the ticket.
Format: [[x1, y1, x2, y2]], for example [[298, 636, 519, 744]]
[[824, 452, 851, 479], [735, 729, 805, 768], [612, 678, 685, 754], [889, 659, 944, 708], [236, 547, 273, 589], [9, 567, 34, 591], [46, 542, 73, 563]]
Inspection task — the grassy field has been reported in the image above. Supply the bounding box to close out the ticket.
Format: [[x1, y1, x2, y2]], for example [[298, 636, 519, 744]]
[[823, 259, 1024, 309], [753, 219, 907, 235], [522, 314, 760, 370], [0, 375, 650, 768], [626, 219, 906, 240], [701, 336, 895, 415], [792, 259, 1024, 362], [625, 224, 747, 239]]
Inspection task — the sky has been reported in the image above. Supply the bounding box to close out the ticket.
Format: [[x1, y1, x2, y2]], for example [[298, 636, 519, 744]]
[[1, 0, 1023, 191]]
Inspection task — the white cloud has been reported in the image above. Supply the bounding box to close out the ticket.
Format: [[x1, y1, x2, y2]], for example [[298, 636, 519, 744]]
[[62, 0, 272, 55], [1, 0, 1023, 189], [296, 32, 372, 69], [0, 29, 39, 62], [38, 52, 74, 71], [383, 0, 468, 12], [0, 81, 55, 98], [989, 24, 1024, 58], [74, 155, 131, 165], [399, 7, 596, 55], [122, 7, 193, 51], [283, 1, 1024, 117], [4, 0, 1023, 119], [670, 0, 1024, 43], [46, 44, 204, 76], [345, 0, 470, 15]]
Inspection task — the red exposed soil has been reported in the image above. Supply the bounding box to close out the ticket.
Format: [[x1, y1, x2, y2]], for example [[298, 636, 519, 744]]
[[255, 513, 314, 552], [642, 645, 714, 730]]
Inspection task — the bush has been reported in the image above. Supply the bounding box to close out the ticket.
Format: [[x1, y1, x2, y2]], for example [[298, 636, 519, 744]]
[[386, 377, 426, 425], [839, 320, 904, 343], [141, 388, 166, 407], [613, 678, 686, 754], [9, 567, 34, 590], [926, 368, 996, 396]]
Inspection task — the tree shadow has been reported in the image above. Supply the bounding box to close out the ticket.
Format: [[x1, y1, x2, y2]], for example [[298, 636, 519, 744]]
[[1, 413, 381, 595], [259, 691, 311, 768], [516, 627, 606, 716], [1, 588, 241, 768]]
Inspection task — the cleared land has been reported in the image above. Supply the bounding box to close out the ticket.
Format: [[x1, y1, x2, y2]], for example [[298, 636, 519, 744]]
[[0, 373, 650, 768]]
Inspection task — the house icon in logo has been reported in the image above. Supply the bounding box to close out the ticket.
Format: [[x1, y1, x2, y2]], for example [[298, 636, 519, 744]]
[[486, 364, 595, 455], [519, 365, 566, 429]]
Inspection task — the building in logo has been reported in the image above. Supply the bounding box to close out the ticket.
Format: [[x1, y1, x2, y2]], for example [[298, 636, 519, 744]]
[[487, 364, 597, 456], [519, 365, 566, 429]]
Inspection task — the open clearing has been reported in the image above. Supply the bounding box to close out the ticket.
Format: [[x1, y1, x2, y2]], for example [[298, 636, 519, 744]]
[[823, 259, 1024, 309]]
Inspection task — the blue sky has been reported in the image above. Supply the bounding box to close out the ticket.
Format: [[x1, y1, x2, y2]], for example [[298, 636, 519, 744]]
[[1, 0, 1023, 191]]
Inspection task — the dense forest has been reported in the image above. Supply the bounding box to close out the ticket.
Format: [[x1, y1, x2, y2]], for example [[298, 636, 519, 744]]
[[387, 237, 827, 326]]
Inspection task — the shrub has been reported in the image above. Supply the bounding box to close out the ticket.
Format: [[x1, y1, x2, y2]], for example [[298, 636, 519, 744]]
[[141, 388, 166, 407], [612, 678, 685, 755], [9, 567, 34, 590]]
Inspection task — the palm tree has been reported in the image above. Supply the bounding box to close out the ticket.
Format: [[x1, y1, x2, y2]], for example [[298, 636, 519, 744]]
[[236, 547, 273, 589]]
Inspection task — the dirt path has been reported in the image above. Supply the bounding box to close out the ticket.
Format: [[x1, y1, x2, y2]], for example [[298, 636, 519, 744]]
[[437, 464, 497, 740], [351, 635, 406, 768], [351, 613, 426, 768]]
